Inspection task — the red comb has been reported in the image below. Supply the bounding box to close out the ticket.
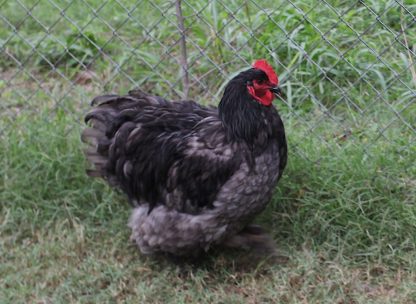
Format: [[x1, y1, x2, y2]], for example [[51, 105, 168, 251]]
[[252, 59, 278, 86]]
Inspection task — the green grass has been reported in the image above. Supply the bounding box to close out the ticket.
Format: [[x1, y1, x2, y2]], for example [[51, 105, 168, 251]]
[[1, 0, 416, 303], [1, 0, 415, 105], [1, 89, 415, 303]]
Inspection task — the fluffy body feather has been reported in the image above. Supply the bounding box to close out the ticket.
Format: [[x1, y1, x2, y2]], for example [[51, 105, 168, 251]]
[[82, 64, 287, 256]]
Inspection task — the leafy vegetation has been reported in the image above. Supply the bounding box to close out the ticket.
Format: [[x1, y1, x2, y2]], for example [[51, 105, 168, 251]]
[[1, 0, 415, 303]]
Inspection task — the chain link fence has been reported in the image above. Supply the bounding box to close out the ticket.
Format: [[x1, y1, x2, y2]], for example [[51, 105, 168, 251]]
[[1, 0, 415, 163]]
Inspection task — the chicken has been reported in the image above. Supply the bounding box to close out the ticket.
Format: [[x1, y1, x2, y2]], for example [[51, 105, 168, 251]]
[[82, 59, 287, 256]]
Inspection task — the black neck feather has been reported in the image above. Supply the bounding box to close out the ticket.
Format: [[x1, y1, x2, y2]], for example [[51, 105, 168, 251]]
[[218, 74, 280, 149]]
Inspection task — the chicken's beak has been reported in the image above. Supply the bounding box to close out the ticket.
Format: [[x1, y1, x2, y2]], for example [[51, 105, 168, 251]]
[[270, 87, 282, 98]]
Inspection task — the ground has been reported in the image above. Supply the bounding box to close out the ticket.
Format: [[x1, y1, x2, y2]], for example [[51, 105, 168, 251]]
[[1, 0, 416, 303]]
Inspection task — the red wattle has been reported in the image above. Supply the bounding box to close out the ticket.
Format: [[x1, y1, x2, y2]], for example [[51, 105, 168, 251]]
[[247, 85, 274, 106]]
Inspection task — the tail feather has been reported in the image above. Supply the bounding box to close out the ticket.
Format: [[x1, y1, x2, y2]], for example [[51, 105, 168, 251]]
[[91, 94, 120, 106], [81, 128, 104, 146], [82, 91, 155, 182], [82, 130, 109, 178], [82, 94, 123, 180], [86, 168, 103, 177], [82, 89, 187, 193]]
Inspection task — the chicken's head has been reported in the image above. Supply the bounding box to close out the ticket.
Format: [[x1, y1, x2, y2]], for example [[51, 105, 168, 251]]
[[218, 59, 282, 143], [246, 59, 280, 106]]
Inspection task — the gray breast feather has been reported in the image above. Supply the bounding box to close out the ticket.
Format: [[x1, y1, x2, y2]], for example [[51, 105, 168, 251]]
[[129, 145, 281, 255]]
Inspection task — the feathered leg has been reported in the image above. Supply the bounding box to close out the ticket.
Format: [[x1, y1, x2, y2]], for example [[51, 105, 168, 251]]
[[220, 225, 277, 256]]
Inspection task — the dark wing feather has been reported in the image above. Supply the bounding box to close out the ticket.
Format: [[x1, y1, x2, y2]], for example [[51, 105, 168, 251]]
[[83, 90, 240, 214], [164, 118, 242, 213]]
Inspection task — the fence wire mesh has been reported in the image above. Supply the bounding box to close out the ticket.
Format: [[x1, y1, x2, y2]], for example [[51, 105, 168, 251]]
[[1, 0, 415, 164]]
